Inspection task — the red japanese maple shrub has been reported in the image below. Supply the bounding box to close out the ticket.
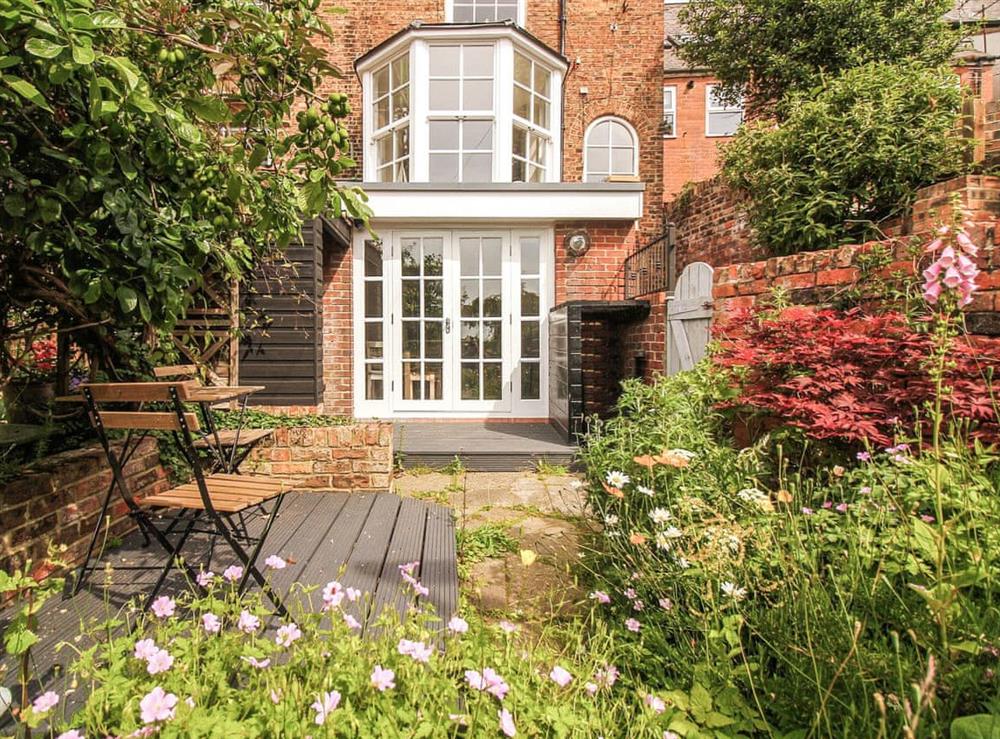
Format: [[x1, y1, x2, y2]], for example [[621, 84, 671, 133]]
[[713, 307, 1000, 446]]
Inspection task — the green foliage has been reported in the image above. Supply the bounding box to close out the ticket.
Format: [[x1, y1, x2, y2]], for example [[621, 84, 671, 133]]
[[579, 366, 1000, 736], [722, 62, 966, 254], [211, 409, 351, 430], [56, 579, 678, 736], [457, 523, 519, 579], [535, 458, 569, 477], [678, 0, 959, 115], [0, 0, 370, 375]]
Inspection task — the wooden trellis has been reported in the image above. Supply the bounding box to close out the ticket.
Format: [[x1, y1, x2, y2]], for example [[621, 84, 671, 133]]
[[171, 279, 239, 385]]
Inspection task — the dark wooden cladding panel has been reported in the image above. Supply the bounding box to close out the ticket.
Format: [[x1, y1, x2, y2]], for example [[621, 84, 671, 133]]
[[240, 217, 326, 406]]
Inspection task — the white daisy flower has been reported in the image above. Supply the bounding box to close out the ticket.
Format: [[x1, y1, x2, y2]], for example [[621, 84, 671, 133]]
[[660, 526, 683, 539], [636, 485, 655, 497], [648, 507, 673, 526], [605, 470, 630, 488], [675, 556, 690, 569], [721, 581, 747, 600], [654, 532, 672, 551], [725, 535, 740, 554], [603, 514, 620, 527], [668, 449, 696, 460]]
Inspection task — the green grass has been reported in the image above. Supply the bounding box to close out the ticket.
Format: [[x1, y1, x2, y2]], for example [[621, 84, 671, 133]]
[[456, 523, 519, 580], [535, 458, 569, 477]]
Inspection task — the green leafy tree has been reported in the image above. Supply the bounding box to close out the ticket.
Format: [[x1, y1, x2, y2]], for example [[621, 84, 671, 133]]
[[0, 0, 370, 374], [678, 0, 960, 115], [721, 62, 965, 254]]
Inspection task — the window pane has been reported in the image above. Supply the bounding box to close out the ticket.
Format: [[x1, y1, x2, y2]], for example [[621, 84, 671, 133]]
[[392, 86, 409, 121], [395, 126, 410, 157], [483, 363, 502, 400], [425, 363, 443, 400], [376, 164, 392, 182], [401, 238, 419, 276], [464, 45, 493, 76], [394, 158, 409, 182], [514, 53, 531, 86], [482, 238, 502, 275], [376, 135, 392, 166], [520, 237, 539, 274], [463, 120, 493, 150], [365, 322, 383, 359], [366, 364, 384, 400], [461, 279, 480, 316], [521, 278, 539, 315], [365, 282, 382, 318], [364, 240, 383, 277], [521, 320, 539, 357], [402, 321, 420, 358], [453, 4, 474, 22], [521, 362, 540, 400], [374, 98, 389, 129], [482, 279, 502, 316], [430, 80, 460, 110], [460, 239, 479, 276], [430, 46, 460, 76], [513, 86, 530, 119], [534, 65, 549, 97], [424, 280, 443, 317], [512, 124, 526, 157], [610, 121, 632, 146], [528, 164, 543, 182], [483, 322, 502, 358], [429, 153, 460, 182], [374, 66, 389, 98], [512, 158, 526, 182], [423, 237, 443, 275], [532, 97, 549, 128], [391, 55, 409, 87], [425, 321, 443, 359], [591, 120, 610, 145], [529, 131, 545, 165], [587, 146, 609, 174], [462, 363, 479, 400], [401, 282, 420, 317], [463, 79, 493, 109], [612, 147, 634, 174], [462, 152, 492, 181], [461, 321, 480, 358], [474, 5, 494, 22], [663, 88, 674, 109], [708, 111, 742, 136], [430, 120, 460, 150]]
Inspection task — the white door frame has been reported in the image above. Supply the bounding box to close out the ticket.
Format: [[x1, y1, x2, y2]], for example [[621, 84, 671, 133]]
[[351, 224, 553, 419]]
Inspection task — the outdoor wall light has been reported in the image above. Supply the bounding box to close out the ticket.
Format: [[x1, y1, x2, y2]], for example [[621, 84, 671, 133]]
[[564, 230, 591, 257]]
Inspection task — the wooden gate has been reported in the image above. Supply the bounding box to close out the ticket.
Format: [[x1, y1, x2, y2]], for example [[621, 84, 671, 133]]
[[665, 262, 714, 375]]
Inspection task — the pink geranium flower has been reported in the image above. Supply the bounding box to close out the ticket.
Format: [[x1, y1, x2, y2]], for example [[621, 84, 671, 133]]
[[549, 665, 573, 687], [196, 571, 215, 588], [645, 693, 666, 714], [264, 555, 287, 570], [56, 731, 84, 739], [146, 648, 174, 675], [447, 615, 469, 633], [322, 580, 345, 610], [242, 656, 271, 669], [498, 620, 519, 634], [202, 613, 221, 634], [140, 687, 178, 724], [371, 665, 396, 692], [595, 664, 619, 688], [343, 613, 362, 631], [625, 618, 641, 633], [222, 565, 244, 583], [150, 596, 175, 619], [499, 708, 517, 737], [585, 682, 599, 696], [397, 638, 434, 663], [31, 691, 59, 713], [589, 590, 611, 604], [275, 623, 302, 648], [237, 610, 260, 634], [312, 690, 341, 726], [134, 639, 159, 661]]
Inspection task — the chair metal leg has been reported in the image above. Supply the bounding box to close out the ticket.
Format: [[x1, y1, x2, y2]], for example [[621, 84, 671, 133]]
[[72, 477, 116, 595], [140, 511, 200, 612]]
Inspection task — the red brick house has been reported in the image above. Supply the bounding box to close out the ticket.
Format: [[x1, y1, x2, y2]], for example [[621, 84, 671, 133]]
[[240, 0, 666, 437]]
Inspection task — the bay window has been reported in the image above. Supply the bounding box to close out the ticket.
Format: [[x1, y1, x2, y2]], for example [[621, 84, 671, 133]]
[[359, 27, 564, 184]]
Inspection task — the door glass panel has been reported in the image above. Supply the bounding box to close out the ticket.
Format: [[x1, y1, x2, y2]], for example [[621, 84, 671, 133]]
[[482, 238, 502, 275], [402, 322, 420, 358], [483, 363, 502, 400], [520, 237, 539, 275], [460, 279, 479, 316], [365, 240, 384, 277], [483, 321, 502, 358], [424, 363, 443, 400], [521, 321, 539, 358], [460, 239, 478, 275], [521, 363, 540, 400], [482, 279, 502, 316], [401, 238, 420, 276], [401, 282, 419, 317], [424, 322, 443, 359], [461, 321, 479, 358], [365, 323, 383, 359], [461, 363, 479, 400], [456, 235, 504, 402], [521, 278, 539, 316], [424, 280, 443, 317], [366, 364, 384, 400], [365, 282, 382, 318], [399, 236, 449, 402]]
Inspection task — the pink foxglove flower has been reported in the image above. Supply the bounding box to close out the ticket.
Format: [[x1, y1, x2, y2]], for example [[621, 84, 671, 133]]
[[150, 596, 175, 619], [31, 691, 59, 713], [549, 665, 573, 687], [312, 690, 341, 726], [140, 687, 178, 724], [371, 665, 396, 692], [222, 565, 244, 583], [923, 217, 980, 307], [499, 708, 517, 737], [275, 623, 302, 648], [264, 555, 287, 570], [202, 613, 221, 634]]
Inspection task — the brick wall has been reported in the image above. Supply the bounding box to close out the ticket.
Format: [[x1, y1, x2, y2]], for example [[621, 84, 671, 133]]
[[621, 292, 666, 378], [322, 240, 354, 415], [247, 423, 393, 492], [669, 174, 1000, 276], [662, 73, 735, 200], [555, 220, 637, 303], [712, 239, 1000, 339], [0, 439, 169, 580]]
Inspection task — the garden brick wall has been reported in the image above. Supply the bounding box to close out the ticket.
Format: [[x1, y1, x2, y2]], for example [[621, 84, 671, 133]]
[[321, 240, 354, 416], [0, 439, 169, 581], [247, 423, 393, 492]]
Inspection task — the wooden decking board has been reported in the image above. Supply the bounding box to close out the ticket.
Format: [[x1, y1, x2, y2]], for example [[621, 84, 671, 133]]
[[0, 492, 458, 732], [421, 503, 459, 630], [370, 497, 428, 626]]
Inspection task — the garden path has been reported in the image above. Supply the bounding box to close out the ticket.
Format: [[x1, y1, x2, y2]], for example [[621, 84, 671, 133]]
[[394, 469, 591, 624]]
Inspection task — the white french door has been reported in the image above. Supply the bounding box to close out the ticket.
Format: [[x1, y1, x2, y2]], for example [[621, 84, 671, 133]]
[[354, 227, 550, 418]]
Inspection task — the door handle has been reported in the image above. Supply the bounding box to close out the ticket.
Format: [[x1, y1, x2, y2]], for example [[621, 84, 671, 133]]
[[445, 317, 451, 334]]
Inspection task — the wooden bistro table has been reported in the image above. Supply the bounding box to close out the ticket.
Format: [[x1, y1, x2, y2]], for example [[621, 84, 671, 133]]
[[56, 383, 275, 594]]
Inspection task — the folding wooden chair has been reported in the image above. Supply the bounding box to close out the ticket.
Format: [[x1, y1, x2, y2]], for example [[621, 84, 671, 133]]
[[81, 381, 291, 615]]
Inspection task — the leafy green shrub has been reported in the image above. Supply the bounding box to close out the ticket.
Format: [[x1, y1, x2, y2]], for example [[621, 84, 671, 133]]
[[579, 366, 1000, 736], [722, 62, 966, 254], [19, 567, 697, 737]]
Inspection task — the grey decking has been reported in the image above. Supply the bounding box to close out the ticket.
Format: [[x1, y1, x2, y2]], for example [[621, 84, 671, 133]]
[[0, 491, 456, 728], [394, 421, 577, 471]]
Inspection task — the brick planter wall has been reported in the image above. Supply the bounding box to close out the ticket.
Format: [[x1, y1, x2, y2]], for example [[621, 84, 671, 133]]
[[247, 422, 393, 492], [0, 438, 169, 580]]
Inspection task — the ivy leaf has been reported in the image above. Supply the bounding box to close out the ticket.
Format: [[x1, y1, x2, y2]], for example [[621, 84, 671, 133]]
[[116, 285, 138, 314], [24, 37, 66, 59], [2, 74, 53, 111]]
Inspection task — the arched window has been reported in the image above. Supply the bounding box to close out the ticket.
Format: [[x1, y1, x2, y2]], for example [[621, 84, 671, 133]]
[[583, 117, 638, 182]]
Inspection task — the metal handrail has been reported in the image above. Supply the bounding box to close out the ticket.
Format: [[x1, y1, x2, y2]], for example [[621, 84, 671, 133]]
[[623, 227, 675, 299]]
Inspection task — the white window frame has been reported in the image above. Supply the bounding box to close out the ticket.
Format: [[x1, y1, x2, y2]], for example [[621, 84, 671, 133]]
[[446, 0, 526, 26], [511, 50, 553, 182], [359, 28, 563, 183], [583, 116, 639, 182], [705, 83, 743, 137], [662, 85, 677, 138], [371, 53, 411, 182]]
